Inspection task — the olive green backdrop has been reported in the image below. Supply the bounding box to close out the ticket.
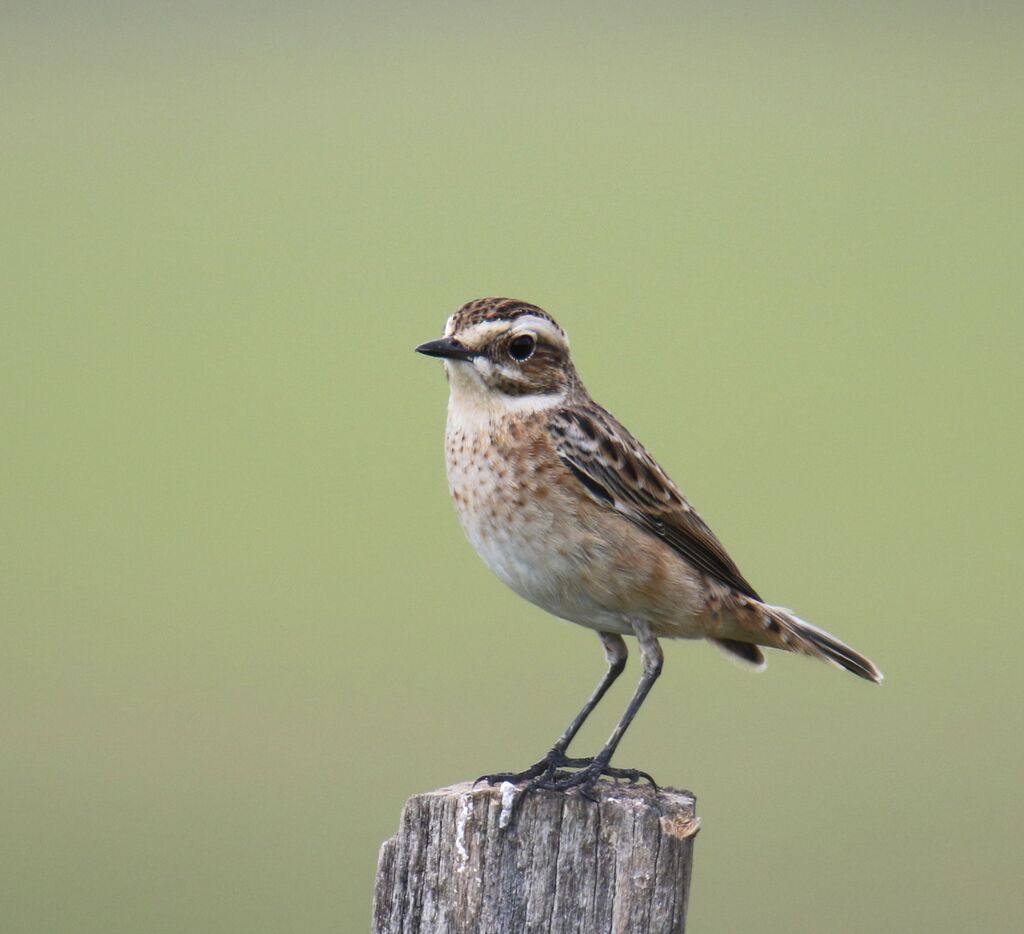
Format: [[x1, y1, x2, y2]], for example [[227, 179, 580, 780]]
[[3, 3, 1022, 932]]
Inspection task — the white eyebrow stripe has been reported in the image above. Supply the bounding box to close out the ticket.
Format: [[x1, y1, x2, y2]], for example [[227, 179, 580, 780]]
[[455, 320, 507, 344], [456, 315, 568, 350], [513, 315, 568, 348]]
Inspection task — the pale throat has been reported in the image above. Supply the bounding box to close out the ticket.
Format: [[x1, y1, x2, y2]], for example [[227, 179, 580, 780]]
[[444, 360, 564, 432]]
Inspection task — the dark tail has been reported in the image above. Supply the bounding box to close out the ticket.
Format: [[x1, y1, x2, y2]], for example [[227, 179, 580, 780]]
[[764, 605, 883, 683]]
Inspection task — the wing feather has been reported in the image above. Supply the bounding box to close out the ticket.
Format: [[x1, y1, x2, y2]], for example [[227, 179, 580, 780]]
[[549, 407, 762, 600]]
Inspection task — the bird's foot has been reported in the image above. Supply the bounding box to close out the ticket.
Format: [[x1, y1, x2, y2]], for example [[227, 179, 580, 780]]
[[478, 753, 658, 827], [476, 750, 657, 792], [528, 756, 658, 797], [475, 748, 576, 787]]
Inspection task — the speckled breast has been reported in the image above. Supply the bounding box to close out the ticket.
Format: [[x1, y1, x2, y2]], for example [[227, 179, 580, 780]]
[[444, 417, 607, 626]]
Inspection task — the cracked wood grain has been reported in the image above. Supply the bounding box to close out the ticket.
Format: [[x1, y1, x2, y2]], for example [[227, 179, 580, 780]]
[[372, 781, 698, 933]]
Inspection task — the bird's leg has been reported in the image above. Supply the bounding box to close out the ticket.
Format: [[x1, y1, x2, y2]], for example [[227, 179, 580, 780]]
[[477, 632, 628, 786], [547, 632, 628, 759], [530, 621, 663, 794]]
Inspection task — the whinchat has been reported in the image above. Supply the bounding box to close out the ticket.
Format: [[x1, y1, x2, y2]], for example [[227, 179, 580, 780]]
[[417, 298, 881, 795]]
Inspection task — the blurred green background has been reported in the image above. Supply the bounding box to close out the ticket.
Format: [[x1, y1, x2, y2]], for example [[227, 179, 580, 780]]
[[2, 2, 1022, 932]]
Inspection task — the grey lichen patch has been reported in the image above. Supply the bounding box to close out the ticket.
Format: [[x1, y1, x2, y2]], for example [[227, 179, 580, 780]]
[[498, 781, 517, 830]]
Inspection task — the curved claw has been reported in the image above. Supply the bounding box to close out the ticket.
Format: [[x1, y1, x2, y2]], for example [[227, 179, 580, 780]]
[[599, 765, 659, 789], [474, 748, 575, 788], [474, 760, 548, 788]]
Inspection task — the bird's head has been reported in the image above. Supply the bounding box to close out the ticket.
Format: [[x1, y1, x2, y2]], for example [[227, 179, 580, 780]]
[[416, 298, 579, 411]]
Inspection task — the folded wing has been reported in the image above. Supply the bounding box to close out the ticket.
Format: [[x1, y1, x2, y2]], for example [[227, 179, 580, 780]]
[[549, 406, 762, 601]]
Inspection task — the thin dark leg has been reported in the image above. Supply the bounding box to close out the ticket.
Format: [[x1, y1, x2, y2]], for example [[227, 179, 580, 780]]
[[551, 632, 627, 753], [530, 620, 663, 794], [478, 632, 628, 786]]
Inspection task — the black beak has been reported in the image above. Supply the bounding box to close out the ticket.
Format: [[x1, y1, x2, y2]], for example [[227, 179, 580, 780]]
[[414, 337, 477, 361]]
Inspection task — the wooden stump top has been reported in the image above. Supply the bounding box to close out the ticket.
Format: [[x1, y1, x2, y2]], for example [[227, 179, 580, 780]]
[[373, 780, 699, 933]]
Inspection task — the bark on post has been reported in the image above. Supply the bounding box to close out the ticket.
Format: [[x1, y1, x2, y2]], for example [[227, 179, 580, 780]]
[[371, 780, 699, 933]]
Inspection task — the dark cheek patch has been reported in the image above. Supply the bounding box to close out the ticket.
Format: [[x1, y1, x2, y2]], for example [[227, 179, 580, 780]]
[[492, 373, 558, 396], [490, 348, 567, 396]]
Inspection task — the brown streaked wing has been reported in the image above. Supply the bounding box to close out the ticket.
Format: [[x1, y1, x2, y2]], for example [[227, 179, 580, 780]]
[[549, 406, 762, 601]]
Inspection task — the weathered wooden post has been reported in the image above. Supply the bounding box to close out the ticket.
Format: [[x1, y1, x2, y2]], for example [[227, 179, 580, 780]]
[[372, 780, 699, 933]]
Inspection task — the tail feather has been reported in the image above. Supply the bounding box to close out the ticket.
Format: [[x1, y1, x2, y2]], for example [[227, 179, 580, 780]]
[[763, 605, 883, 684]]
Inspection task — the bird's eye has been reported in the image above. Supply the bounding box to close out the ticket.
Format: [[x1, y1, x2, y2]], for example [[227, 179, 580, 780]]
[[508, 335, 536, 362]]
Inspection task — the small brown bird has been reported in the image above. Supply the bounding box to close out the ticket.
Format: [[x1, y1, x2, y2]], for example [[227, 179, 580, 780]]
[[417, 298, 881, 795]]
